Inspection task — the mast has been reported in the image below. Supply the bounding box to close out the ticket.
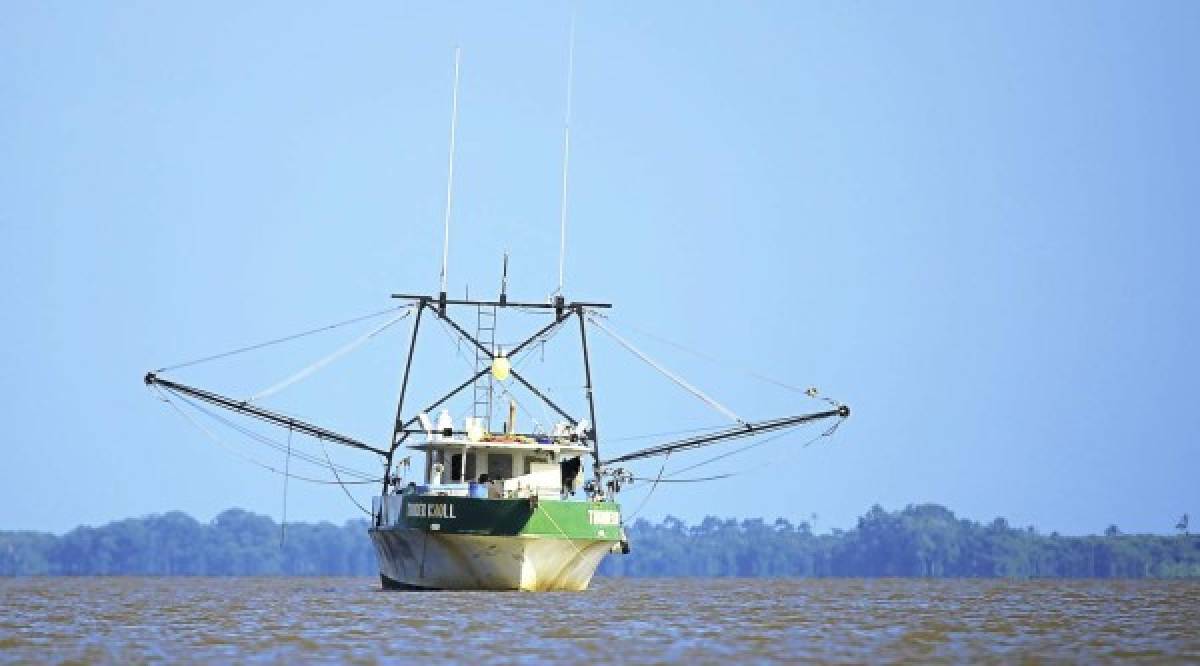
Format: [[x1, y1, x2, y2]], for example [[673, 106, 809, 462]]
[[557, 15, 576, 295], [439, 47, 462, 308]]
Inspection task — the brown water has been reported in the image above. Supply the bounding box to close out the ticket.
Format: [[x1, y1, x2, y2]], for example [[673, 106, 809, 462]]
[[1, 577, 1197, 663]]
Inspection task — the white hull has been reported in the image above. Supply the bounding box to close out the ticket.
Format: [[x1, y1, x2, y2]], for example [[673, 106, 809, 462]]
[[369, 527, 612, 591]]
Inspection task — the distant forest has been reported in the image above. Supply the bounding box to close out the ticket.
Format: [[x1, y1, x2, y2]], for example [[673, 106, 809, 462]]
[[2, 504, 1197, 578]]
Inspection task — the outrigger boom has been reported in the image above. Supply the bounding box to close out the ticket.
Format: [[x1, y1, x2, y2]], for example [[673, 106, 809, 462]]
[[600, 405, 850, 466], [144, 373, 388, 456]]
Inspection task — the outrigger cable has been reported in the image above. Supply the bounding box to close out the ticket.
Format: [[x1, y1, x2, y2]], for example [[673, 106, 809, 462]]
[[601, 316, 818, 395], [587, 314, 746, 426], [157, 384, 380, 479], [146, 374, 388, 458], [602, 407, 848, 466], [155, 305, 408, 373], [622, 420, 843, 490], [170, 389, 381, 480], [609, 423, 730, 443], [247, 309, 411, 403], [666, 419, 843, 480], [153, 385, 380, 485]]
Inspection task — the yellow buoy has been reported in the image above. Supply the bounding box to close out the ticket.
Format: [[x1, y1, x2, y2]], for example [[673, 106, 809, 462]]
[[492, 352, 511, 381]]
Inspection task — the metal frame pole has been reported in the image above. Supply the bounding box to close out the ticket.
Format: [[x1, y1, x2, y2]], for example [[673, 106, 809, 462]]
[[384, 300, 425, 494], [508, 369, 578, 426], [577, 307, 601, 485]]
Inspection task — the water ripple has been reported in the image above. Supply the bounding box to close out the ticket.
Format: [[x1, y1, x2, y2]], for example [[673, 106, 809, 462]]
[[1, 578, 1197, 662]]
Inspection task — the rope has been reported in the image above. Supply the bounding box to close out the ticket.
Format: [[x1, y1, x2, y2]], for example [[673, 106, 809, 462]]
[[155, 305, 409, 373], [281, 427, 291, 547], [624, 452, 670, 522], [538, 504, 586, 561], [586, 315, 745, 426], [318, 436, 372, 516], [247, 309, 410, 403]]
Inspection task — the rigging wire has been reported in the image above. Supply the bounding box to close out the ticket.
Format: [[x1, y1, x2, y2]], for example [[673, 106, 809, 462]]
[[658, 429, 794, 480], [665, 419, 842, 480], [430, 312, 549, 431], [155, 305, 410, 373], [624, 452, 670, 522], [608, 423, 730, 443], [504, 319, 573, 431], [177, 393, 380, 480], [633, 473, 734, 484], [430, 315, 526, 426], [586, 314, 745, 426], [618, 418, 843, 493], [281, 427, 292, 548], [318, 437, 372, 516], [152, 385, 381, 485], [247, 309, 410, 403], [162, 386, 380, 480], [600, 315, 816, 395], [623, 421, 842, 491]]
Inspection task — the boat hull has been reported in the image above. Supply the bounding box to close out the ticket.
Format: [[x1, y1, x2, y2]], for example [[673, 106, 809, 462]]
[[369, 528, 614, 591], [369, 495, 622, 591]]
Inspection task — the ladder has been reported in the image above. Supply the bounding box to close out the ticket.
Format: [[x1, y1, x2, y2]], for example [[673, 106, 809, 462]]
[[472, 304, 496, 429]]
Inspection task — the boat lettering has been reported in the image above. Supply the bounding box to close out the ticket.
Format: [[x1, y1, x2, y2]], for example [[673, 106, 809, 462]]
[[406, 503, 457, 519], [588, 510, 620, 526]]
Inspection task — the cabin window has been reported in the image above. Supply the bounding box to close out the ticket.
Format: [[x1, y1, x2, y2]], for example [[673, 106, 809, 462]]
[[449, 453, 476, 482], [523, 456, 549, 475], [487, 453, 513, 480]]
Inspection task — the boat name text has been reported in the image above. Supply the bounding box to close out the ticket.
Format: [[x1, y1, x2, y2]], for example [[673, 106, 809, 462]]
[[588, 510, 620, 526], [407, 503, 457, 519]]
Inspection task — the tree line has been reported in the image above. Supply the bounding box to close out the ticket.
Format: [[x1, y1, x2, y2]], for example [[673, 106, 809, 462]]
[[0, 509, 376, 577], [2, 504, 1196, 578], [598, 504, 1199, 578]]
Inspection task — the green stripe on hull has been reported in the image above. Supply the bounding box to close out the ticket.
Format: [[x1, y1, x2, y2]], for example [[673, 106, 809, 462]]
[[394, 496, 621, 540]]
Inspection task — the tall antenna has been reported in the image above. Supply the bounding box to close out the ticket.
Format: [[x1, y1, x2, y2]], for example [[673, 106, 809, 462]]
[[440, 47, 462, 299], [556, 14, 576, 295]]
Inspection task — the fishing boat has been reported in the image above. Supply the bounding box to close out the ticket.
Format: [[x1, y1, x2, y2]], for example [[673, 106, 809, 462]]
[[146, 284, 847, 591], [143, 45, 850, 592]]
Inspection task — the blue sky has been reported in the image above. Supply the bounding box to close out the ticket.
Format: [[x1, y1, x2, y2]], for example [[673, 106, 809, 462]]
[[2, 2, 1196, 535]]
